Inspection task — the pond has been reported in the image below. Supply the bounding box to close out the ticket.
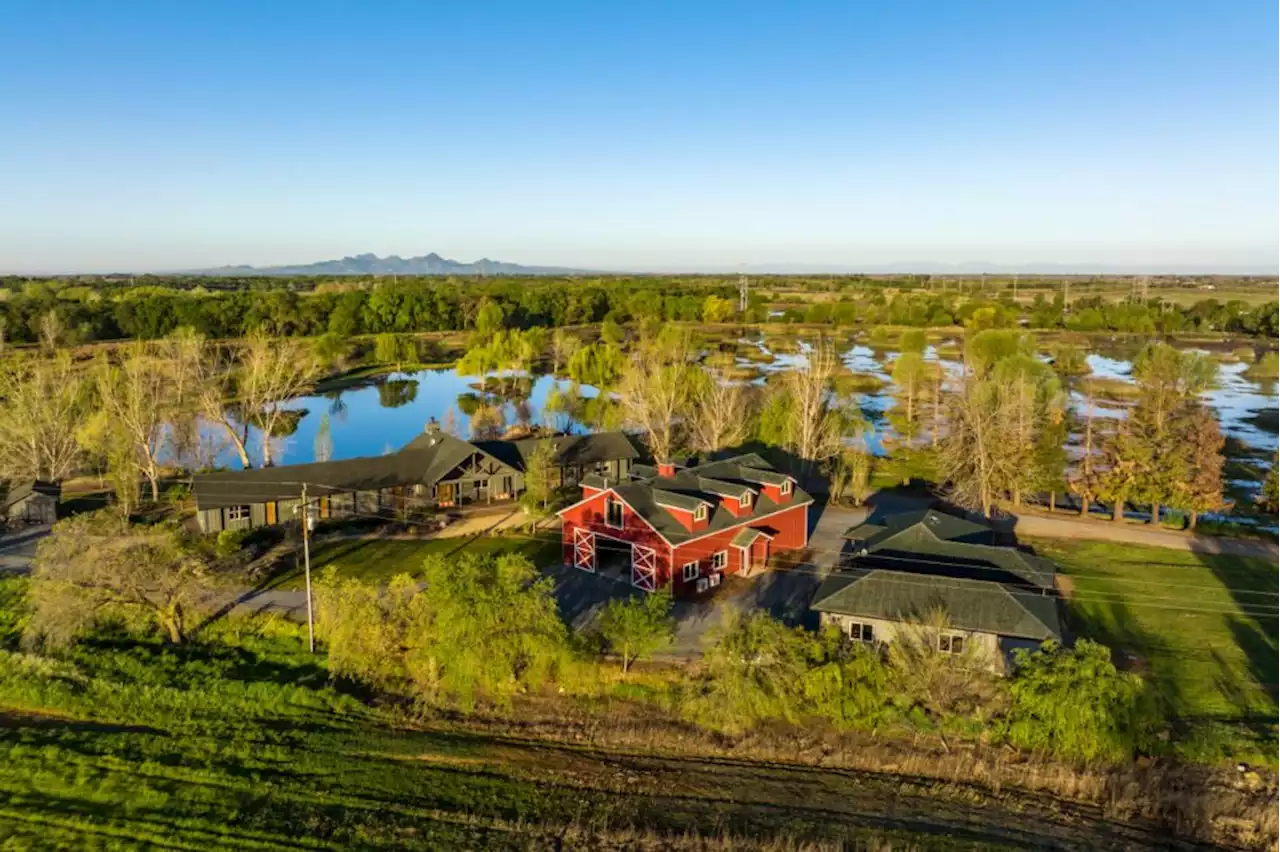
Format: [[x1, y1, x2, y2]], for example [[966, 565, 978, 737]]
[[213, 371, 602, 469], [216, 336, 1279, 504]]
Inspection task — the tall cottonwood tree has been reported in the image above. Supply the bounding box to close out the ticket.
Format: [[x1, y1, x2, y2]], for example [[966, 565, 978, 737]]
[[619, 338, 695, 466], [198, 333, 321, 468], [93, 339, 201, 503], [0, 354, 89, 482], [783, 339, 858, 476], [687, 368, 751, 457], [887, 350, 929, 483]]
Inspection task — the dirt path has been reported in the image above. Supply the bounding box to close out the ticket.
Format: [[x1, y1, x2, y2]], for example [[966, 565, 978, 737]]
[[1010, 511, 1277, 558]]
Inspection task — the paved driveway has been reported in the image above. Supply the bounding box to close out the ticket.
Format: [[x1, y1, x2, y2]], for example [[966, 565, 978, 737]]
[[0, 526, 49, 573]]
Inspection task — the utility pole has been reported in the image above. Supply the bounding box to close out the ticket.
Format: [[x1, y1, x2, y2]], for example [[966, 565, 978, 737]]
[[738, 273, 749, 313], [300, 483, 315, 653]]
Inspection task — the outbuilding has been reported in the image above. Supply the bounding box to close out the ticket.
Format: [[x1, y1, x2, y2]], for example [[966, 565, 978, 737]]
[[2, 480, 61, 526]]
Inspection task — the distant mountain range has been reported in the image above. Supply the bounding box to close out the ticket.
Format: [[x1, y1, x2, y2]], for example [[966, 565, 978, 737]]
[[174, 252, 1275, 277], [187, 252, 594, 276]]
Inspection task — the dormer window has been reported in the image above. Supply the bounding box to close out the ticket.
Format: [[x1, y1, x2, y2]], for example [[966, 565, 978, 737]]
[[605, 497, 624, 529], [780, 480, 792, 496], [738, 493, 751, 509], [694, 504, 707, 522]]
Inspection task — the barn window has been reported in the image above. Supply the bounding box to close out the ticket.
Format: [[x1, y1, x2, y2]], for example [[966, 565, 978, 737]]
[[738, 493, 751, 508], [226, 505, 250, 521], [711, 550, 728, 571], [682, 561, 699, 582], [780, 480, 792, 495], [694, 504, 707, 522], [605, 497, 624, 529]]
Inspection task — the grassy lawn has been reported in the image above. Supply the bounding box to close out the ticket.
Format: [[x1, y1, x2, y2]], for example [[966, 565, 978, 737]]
[[266, 533, 562, 589], [1030, 537, 1277, 762]]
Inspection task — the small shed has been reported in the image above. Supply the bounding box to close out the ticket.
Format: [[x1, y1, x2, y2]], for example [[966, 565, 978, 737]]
[[2, 480, 61, 525]]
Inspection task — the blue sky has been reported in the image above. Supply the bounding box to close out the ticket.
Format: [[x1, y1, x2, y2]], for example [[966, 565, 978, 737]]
[[1, 0, 1276, 273]]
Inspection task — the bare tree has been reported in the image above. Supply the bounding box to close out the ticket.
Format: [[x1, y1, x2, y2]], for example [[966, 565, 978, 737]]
[[0, 354, 88, 482], [25, 512, 215, 648], [94, 344, 168, 502], [687, 368, 750, 456], [197, 334, 321, 468], [783, 339, 851, 475], [38, 310, 63, 353], [618, 343, 695, 465], [936, 377, 1020, 518]]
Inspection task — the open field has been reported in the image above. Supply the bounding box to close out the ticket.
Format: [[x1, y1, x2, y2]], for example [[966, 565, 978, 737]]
[[1, 614, 1271, 852], [1030, 538, 1278, 763]]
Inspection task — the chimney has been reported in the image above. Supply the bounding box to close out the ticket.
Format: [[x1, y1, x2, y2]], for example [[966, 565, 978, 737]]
[[657, 462, 675, 478]]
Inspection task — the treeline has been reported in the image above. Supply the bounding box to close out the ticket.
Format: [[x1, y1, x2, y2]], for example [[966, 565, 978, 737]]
[[1, 274, 1275, 347], [0, 279, 738, 345]]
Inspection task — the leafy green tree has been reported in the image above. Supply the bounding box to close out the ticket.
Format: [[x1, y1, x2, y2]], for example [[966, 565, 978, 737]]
[[598, 589, 674, 674], [315, 572, 421, 688], [474, 299, 505, 338], [964, 329, 1035, 376], [802, 627, 892, 730], [899, 328, 928, 355], [701, 295, 737, 323], [1002, 640, 1160, 763], [600, 317, 624, 346], [416, 553, 570, 708], [1260, 455, 1279, 514], [886, 351, 929, 484], [520, 437, 558, 513], [1170, 406, 1225, 529], [684, 611, 816, 734]]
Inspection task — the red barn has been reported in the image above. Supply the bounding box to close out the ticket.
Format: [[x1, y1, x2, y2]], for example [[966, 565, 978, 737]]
[[558, 453, 812, 594]]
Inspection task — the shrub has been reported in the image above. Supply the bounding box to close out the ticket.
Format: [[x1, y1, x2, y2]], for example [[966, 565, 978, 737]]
[[215, 528, 249, 558], [1001, 639, 1162, 763]]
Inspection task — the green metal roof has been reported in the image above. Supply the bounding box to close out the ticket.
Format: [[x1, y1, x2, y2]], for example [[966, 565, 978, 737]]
[[843, 510, 1056, 590], [811, 568, 1062, 642], [697, 477, 754, 500], [731, 527, 772, 548], [194, 431, 636, 511]]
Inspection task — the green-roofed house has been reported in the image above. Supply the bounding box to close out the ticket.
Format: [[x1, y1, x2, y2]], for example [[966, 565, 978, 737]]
[[192, 424, 639, 533], [810, 509, 1063, 674]]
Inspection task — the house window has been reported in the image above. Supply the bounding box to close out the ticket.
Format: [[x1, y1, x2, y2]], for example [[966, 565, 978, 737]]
[[226, 505, 250, 521], [780, 480, 792, 495], [711, 550, 728, 571], [605, 497, 624, 529], [682, 561, 699, 582], [694, 504, 707, 522], [738, 493, 751, 508], [848, 621, 874, 643], [938, 633, 966, 655]]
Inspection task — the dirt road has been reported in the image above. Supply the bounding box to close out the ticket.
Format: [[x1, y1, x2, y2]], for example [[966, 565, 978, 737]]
[[1010, 510, 1277, 558]]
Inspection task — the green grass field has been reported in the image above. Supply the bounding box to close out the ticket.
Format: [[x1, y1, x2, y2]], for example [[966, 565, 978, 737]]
[[0, 613, 1040, 851], [1030, 538, 1278, 763], [265, 533, 561, 589]]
